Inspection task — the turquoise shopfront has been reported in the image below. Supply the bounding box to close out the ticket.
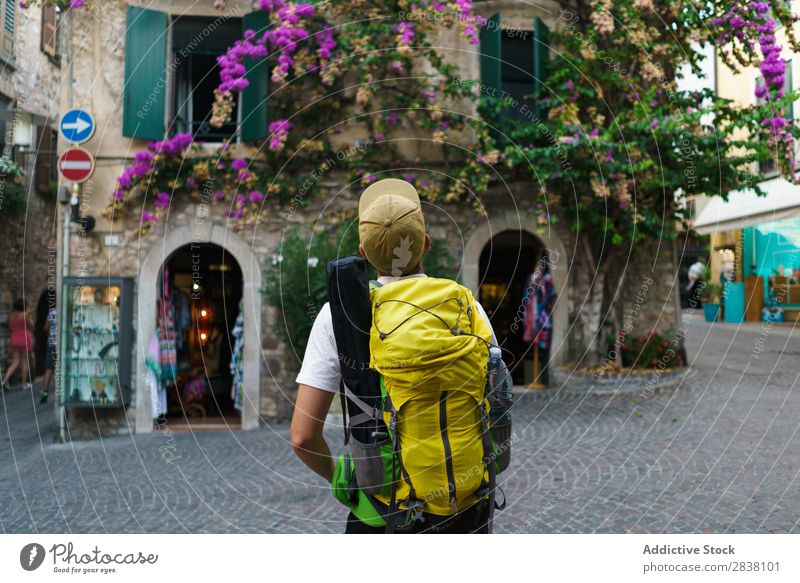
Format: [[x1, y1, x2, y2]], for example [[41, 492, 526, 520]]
[[742, 217, 800, 321], [693, 178, 800, 323]]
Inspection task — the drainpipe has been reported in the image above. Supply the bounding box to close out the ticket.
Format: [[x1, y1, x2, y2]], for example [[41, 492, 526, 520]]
[[56, 8, 75, 444]]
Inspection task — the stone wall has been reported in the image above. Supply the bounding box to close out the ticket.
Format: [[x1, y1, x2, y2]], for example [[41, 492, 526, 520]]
[[0, 5, 61, 373]]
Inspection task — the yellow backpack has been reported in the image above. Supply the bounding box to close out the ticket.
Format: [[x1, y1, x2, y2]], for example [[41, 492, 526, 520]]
[[327, 259, 511, 532], [369, 276, 494, 518]]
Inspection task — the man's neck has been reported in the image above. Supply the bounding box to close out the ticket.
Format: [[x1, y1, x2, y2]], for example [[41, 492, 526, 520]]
[[376, 272, 427, 281]]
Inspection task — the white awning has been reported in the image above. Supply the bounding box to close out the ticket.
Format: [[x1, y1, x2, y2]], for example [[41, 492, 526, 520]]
[[692, 177, 800, 234]]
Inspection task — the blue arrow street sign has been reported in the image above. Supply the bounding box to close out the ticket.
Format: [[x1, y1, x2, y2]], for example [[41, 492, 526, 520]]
[[59, 109, 95, 144]]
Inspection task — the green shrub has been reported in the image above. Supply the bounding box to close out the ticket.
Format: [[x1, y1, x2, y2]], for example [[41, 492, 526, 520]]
[[616, 331, 686, 370], [0, 157, 27, 220]]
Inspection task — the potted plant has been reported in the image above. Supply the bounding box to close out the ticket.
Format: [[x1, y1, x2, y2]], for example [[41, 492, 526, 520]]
[[700, 282, 721, 322]]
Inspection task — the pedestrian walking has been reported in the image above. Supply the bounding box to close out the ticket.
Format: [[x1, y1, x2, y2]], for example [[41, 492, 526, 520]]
[[687, 259, 705, 310], [40, 303, 58, 403], [2, 299, 35, 391], [291, 178, 512, 534]]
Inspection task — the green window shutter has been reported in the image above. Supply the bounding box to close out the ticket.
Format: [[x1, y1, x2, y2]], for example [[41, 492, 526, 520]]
[[123, 6, 168, 140], [786, 60, 793, 124], [5, 0, 14, 35], [534, 17, 549, 118], [480, 13, 501, 97], [241, 10, 270, 142], [1, 0, 15, 56]]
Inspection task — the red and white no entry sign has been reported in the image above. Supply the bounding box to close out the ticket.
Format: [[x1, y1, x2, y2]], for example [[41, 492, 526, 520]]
[[58, 147, 95, 183]]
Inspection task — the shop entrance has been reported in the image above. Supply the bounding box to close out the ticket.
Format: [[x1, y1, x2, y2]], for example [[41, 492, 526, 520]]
[[478, 230, 545, 385], [153, 243, 244, 430]]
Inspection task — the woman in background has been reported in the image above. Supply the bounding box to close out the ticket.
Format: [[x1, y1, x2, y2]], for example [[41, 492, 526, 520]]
[[2, 299, 35, 391]]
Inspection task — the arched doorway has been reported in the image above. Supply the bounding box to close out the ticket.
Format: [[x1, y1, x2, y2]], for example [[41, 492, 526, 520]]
[[478, 230, 543, 385], [154, 243, 243, 430], [462, 216, 568, 381], [136, 224, 262, 433]]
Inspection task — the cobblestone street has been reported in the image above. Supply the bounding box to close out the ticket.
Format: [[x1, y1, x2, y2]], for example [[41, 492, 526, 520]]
[[1, 312, 798, 534]]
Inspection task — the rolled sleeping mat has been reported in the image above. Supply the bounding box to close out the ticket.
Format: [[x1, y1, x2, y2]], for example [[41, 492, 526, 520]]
[[326, 255, 387, 445]]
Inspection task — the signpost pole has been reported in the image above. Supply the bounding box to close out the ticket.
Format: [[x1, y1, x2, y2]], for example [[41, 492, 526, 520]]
[[55, 8, 75, 444]]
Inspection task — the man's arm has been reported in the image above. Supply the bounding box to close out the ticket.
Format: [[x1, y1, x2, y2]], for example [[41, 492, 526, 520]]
[[290, 384, 336, 483]]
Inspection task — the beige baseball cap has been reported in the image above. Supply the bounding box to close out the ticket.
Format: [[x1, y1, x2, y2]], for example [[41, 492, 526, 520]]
[[358, 178, 426, 276]]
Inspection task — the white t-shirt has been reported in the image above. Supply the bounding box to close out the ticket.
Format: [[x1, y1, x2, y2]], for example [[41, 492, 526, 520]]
[[295, 273, 500, 393], [688, 261, 705, 280]]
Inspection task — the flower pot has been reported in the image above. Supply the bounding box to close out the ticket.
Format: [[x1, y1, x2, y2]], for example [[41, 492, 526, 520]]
[[703, 303, 720, 322]]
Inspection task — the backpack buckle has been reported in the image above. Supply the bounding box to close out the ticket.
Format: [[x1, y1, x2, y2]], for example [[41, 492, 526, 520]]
[[397, 498, 426, 530]]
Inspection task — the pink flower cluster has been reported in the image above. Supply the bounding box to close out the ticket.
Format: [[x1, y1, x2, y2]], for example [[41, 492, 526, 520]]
[[713, 3, 787, 123], [394, 22, 415, 46], [268, 119, 292, 151], [113, 133, 193, 200], [229, 190, 264, 218], [20, 0, 84, 8], [217, 34, 267, 93], [216, 0, 323, 94], [317, 27, 336, 59], [451, 0, 483, 45], [212, 0, 485, 149], [147, 132, 193, 157]]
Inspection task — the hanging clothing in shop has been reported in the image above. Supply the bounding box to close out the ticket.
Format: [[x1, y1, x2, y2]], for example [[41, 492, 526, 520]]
[[171, 290, 191, 353], [145, 332, 167, 418], [229, 308, 245, 415], [157, 298, 178, 382], [522, 268, 557, 350]]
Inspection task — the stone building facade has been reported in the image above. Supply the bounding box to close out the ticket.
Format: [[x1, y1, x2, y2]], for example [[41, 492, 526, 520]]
[[0, 3, 62, 375], [57, 0, 680, 438]]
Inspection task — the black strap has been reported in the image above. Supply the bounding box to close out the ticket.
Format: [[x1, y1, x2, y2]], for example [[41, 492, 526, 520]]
[[385, 445, 401, 533], [479, 400, 497, 534], [384, 403, 424, 533], [494, 486, 507, 511], [389, 407, 417, 500], [339, 382, 350, 445]]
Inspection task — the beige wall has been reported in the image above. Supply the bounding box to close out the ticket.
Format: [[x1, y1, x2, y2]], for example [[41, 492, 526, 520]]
[[60, 0, 256, 234], [0, 5, 62, 119], [0, 5, 62, 360]]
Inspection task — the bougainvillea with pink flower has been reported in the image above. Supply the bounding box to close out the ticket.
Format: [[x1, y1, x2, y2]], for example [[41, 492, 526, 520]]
[[103, 133, 274, 233], [711, 1, 800, 178], [80, 0, 800, 361], [491, 0, 800, 364], [105, 0, 495, 231], [96, 0, 799, 242]]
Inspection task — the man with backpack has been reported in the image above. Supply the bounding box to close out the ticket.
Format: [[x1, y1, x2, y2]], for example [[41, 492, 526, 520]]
[[291, 178, 511, 533]]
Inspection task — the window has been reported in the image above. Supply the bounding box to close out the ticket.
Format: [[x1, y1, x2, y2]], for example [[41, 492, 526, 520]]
[[171, 16, 242, 142], [122, 6, 269, 142], [41, 5, 58, 59], [0, 94, 10, 157], [35, 125, 57, 195], [501, 31, 535, 120], [480, 14, 549, 121], [0, 0, 15, 60]]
